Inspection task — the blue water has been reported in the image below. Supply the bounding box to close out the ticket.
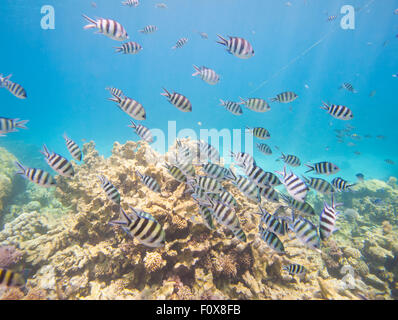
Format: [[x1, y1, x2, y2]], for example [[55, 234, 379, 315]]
[[0, 0, 397, 182]]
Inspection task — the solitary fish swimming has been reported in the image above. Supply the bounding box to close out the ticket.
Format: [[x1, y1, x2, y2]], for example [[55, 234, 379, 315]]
[[216, 34, 254, 59], [82, 15, 129, 41]]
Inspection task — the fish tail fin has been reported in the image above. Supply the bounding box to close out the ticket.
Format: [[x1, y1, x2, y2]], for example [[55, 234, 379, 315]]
[[161, 87, 171, 97], [238, 97, 246, 104], [270, 97, 277, 102], [128, 120, 137, 129], [14, 119, 29, 130], [304, 163, 314, 173], [219, 99, 225, 106], [82, 14, 97, 29], [40, 144, 50, 158], [320, 102, 329, 110], [108, 96, 121, 103], [109, 207, 131, 226], [114, 46, 123, 53], [192, 65, 201, 77], [135, 170, 143, 179], [14, 161, 26, 175], [301, 175, 309, 184], [216, 34, 227, 46]]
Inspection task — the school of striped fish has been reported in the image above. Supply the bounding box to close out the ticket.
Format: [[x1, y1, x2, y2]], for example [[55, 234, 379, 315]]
[[0, 1, 396, 291]]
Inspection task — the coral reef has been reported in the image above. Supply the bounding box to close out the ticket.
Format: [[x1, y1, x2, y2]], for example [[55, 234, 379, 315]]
[[0, 140, 397, 300]]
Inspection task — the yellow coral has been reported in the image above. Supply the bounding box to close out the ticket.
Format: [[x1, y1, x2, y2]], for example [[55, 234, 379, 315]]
[[143, 252, 165, 273]]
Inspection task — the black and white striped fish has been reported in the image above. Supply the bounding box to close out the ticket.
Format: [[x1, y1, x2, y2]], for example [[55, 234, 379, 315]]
[[176, 161, 196, 177], [136, 171, 161, 193], [230, 175, 260, 203], [282, 264, 306, 275], [108, 94, 146, 120], [192, 176, 223, 193], [245, 165, 274, 189], [259, 225, 285, 254], [280, 153, 301, 167], [110, 206, 165, 248], [164, 163, 187, 183], [0, 118, 28, 136], [172, 38, 188, 49], [106, 87, 125, 98], [239, 97, 270, 113], [201, 163, 231, 180], [289, 213, 321, 251], [175, 139, 193, 163], [256, 143, 272, 155], [218, 190, 238, 208], [0, 75, 27, 99], [246, 127, 270, 140], [320, 102, 353, 120], [196, 140, 220, 163], [161, 88, 192, 112], [216, 35, 254, 59], [82, 15, 129, 41], [275, 166, 308, 203], [339, 82, 357, 93], [197, 204, 215, 230], [319, 195, 341, 240], [15, 161, 57, 188], [258, 185, 280, 203], [270, 91, 298, 103], [219, 99, 243, 115], [40, 145, 74, 178], [327, 15, 338, 21], [304, 161, 340, 175], [231, 151, 256, 170], [115, 41, 142, 54], [139, 25, 157, 34], [205, 198, 246, 242], [122, 0, 139, 7], [192, 65, 220, 85], [0, 268, 26, 288], [128, 120, 153, 143], [331, 177, 355, 192], [63, 133, 83, 162], [98, 175, 121, 205], [258, 207, 288, 236], [301, 176, 334, 195], [280, 193, 315, 216]]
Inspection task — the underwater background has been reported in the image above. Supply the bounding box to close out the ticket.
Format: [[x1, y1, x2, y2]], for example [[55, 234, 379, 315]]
[[0, 0, 397, 300]]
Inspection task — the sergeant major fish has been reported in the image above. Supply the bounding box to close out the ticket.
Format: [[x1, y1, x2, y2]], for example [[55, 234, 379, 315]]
[[246, 127, 270, 140], [0, 117, 28, 136], [161, 88, 192, 112], [40, 145, 75, 178], [139, 25, 157, 34], [172, 38, 188, 49], [15, 161, 57, 188], [82, 15, 129, 41], [219, 100, 242, 115], [216, 35, 254, 59], [108, 93, 146, 120], [282, 264, 306, 276], [319, 195, 342, 240], [275, 166, 309, 203], [114, 41, 142, 54], [136, 171, 161, 193], [122, 0, 139, 7], [239, 97, 270, 113], [270, 91, 298, 103], [192, 65, 220, 85], [98, 175, 121, 205], [0, 74, 27, 99], [110, 206, 165, 248], [63, 133, 83, 161], [301, 176, 334, 195], [331, 177, 355, 192], [259, 225, 285, 254], [304, 161, 340, 175], [279, 153, 301, 167], [128, 120, 153, 143], [320, 102, 353, 120], [256, 143, 272, 155]]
